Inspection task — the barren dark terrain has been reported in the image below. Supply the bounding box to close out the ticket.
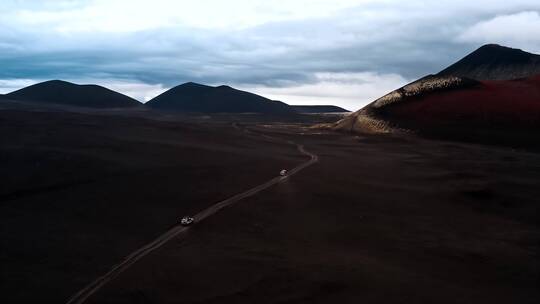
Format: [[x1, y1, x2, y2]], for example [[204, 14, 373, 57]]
[[1, 105, 539, 303], [0, 106, 303, 303], [85, 125, 540, 304]]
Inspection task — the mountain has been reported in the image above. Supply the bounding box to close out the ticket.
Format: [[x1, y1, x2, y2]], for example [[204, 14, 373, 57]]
[[6, 80, 141, 108], [333, 75, 480, 133], [332, 74, 540, 146], [146, 82, 295, 114], [292, 105, 350, 113], [330, 44, 540, 147], [438, 44, 540, 80]]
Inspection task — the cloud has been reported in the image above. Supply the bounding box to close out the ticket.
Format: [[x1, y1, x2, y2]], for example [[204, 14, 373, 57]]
[[0, 79, 39, 94], [8, 0, 375, 32], [457, 11, 540, 53], [240, 72, 409, 111], [1, 1, 540, 108], [97, 81, 168, 102]]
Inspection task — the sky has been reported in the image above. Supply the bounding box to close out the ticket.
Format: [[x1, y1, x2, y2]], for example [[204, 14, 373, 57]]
[[1, 0, 539, 111]]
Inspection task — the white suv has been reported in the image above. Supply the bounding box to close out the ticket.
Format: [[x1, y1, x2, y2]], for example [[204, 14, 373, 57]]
[[180, 216, 195, 226]]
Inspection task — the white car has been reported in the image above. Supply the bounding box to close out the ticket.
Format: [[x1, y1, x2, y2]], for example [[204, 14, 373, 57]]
[[280, 169, 288, 176], [180, 216, 195, 226]]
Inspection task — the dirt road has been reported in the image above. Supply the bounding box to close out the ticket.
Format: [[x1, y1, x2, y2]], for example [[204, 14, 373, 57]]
[[66, 131, 318, 304]]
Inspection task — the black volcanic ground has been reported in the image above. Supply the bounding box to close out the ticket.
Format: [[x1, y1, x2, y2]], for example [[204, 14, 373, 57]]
[[147, 82, 294, 114], [89, 125, 540, 304], [0, 107, 303, 303], [1, 103, 538, 303], [6, 80, 141, 108]]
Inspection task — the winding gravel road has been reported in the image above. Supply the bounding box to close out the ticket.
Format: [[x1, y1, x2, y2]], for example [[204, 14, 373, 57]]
[[66, 125, 318, 304]]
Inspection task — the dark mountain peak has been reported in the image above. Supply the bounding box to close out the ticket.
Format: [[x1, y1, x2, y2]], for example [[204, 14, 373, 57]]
[[147, 83, 294, 114], [438, 44, 540, 80], [179, 81, 207, 87], [468, 44, 537, 62], [169, 82, 210, 90], [38, 80, 104, 91], [17, 80, 109, 92], [35, 79, 81, 88], [6, 80, 140, 108], [480, 43, 502, 48], [477, 43, 508, 51], [44, 79, 71, 84]]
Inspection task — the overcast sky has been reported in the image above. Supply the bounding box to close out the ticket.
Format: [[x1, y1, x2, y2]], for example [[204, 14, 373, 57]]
[[1, 0, 539, 110]]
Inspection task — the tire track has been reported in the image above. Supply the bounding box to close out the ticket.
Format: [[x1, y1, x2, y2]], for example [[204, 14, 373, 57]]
[[66, 124, 318, 304]]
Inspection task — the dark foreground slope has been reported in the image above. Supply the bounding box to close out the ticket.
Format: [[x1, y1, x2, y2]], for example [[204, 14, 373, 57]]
[[438, 44, 540, 80], [333, 75, 540, 147], [146, 82, 294, 114], [1, 104, 539, 303], [0, 107, 302, 303], [293, 105, 350, 113], [86, 124, 540, 304], [6, 80, 141, 108]]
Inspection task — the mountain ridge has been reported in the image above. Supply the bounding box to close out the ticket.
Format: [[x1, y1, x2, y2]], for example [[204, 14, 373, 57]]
[[146, 82, 295, 114], [437, 44, 540, 80], [6, 80, 141, 108], [330, 44, 540, 147]]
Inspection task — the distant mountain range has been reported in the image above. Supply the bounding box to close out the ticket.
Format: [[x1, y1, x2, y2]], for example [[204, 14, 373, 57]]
[[292, 105, 350, 113], [6, 80, 141, 108], [2, 80, 354, 115], [332, 44, 540, 147], [146, 82, 295, 114], [3, 80, 329, 114]]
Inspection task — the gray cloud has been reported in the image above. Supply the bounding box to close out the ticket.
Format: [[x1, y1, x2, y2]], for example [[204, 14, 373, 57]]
[[1, 1, 539, 108]]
